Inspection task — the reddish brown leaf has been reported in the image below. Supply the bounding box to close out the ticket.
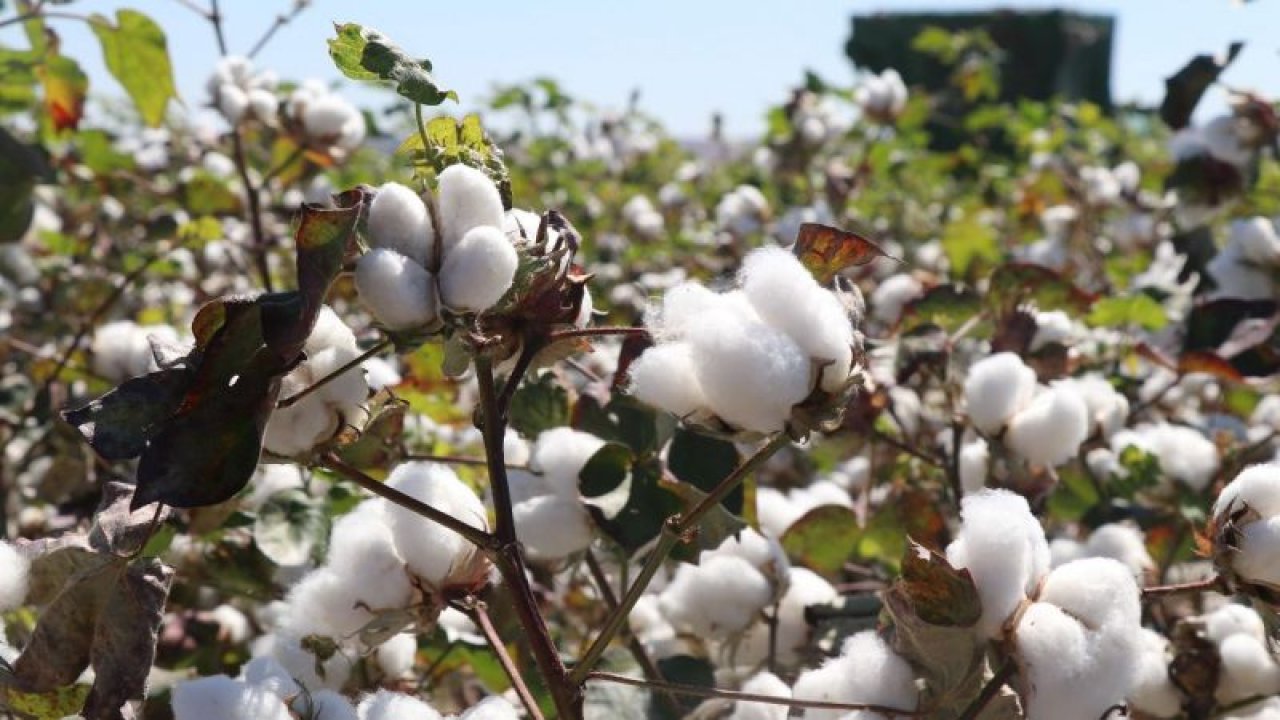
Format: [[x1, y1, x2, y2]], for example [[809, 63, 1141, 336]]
[[793, 222, 898, 284], [1178, 351, 1244, 383]]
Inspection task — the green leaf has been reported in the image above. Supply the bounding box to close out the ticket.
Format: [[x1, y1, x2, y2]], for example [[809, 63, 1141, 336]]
[[941, 215, 999, 277], [901, 284, 984, 333], [987, 262, 1096, 314], [579, 443, 634, 498], [254, 489, 331, 566], [586, 458, 680, 554], [781, 505, 861, 579], [666, 428, 742, 514], [1087, 293, 1168, 331], [509, 372, 570, 438], [89, 10, 177, 127], [328, 23, 457, 106], [653, 656, 714, 718], [398, 114, 511, 207], [0, 125, 50, 243]]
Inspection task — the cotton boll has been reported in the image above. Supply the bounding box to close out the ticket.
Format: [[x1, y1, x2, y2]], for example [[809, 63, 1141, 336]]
[[1068, 374, 1130, 438], [355, 249, 439, 330], [513, 495, 593, 560], [869, 273, 923, 325], [729, 672, 791, 720], [1084, 524, 1153, 577], [963, 352, 1038, 434], [0, 541, 30, 611], [792, 630, 917, 720], [439, 226, 518, 312], [531, 427, 607, 497], [208, 604, 252, 644], [1218, 634, 1280, 703], [459, 697, 520, 720], [1005, 383, 1090, 467], [1129, 628, 1183, 718], [688, 310, 812, 433], [437, 164, 505, 254], [628, 342, 709, 417], [306, 306, 359, 357], [357, 689, 442, 720], [755, 487, 802, 538], [91, 320, 161, 381], [324, 502, 413, 617], [946, 489, 1049, 637], [368, 182, 433, 267], [173, 676, 291, 720], [262, 384, 339, 456], [375, 633, 417, 678], [1232, 517, 1280, 586], [291, 690, 358, 720], [239, 656, 300, 700], [309, 346, 371, 410], [1014, 602, 1093, 719], [504, 430, 531, 467], [244, 464, 305, 511], [1111, 423, 1220, 491], [1038, 558, 1140, 630], [1203, 604, 1267, 644], [1230, 217, 1280, 266], [646, 281, 720, 340], [1049, 538, 1086, 568], [739, 567, 838, 666], [1030, 310, 1076, 351], [278, 568, 373, 640], [958, 439, 989, 495], [1215, 464, 1280, 519], [385, 462, 489, 587], [302, 95, 361, 142], [247, 89, 278, 125], [659, 554, 772, 637]]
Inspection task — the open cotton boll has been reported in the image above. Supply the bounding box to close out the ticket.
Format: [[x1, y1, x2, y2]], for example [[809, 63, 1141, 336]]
[[368, 182, 433, 267], [385, 462, 489, 587], [1232, 517, 1280, 586], [459, 697, 520, 720], [646, 281, 720, 340], [729, 672, 791, 720], [302, 94, 363, 143], [1218, 633, 1280, 703], [1068, 374, 1130, 438], [0, 540, 30, 611], [439, 226, 518, 312], [1084, 524, 1153, 577], [1230, 217, 1280, 266], [946, 489, 1049, 638], [1111, 423, 1220, 491], [1038, 558, 1140, 630], [688, 309, 812, 433], [739, 247, 854, 392], [958, 439, 989, 495], [1129, 628, 1182, 718], [1049, 538, 1086, 567], [355, 248, 439, 330], [278, 568, 375, 640], [309, 346, 372, 410], [1005, 383, 1090, 467], [739, 566, 838, 667], [513, 494, 593, 560], [262, 380, 339, 456], [1030, 310, 1076, 351], [323, 502, 413, 616], [1215, 464, 1280, 519], [306, 306, 359, 356], [869, 273, 923, 325], [628, 342, 709, 418], [238, 656, 300, 700], [1203, 604, 1267, 645], [217, 84, 250, 124], [531, 427, 606, 497], [173, 675, 292, 720], [375, 633, 417, 678], [1014, 602, 1092, 719], [437, 164, 505, 254], [357, 689, 442, 720], [963, 352, 1038, 434], [247, 89, 278, 125], [792, 631, 917, 720], [290, 690, 358, 720], [659, 554, 772, 637], [91, 320, 178, 381]]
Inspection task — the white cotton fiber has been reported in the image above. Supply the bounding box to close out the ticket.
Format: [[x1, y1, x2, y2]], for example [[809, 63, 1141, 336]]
[[302, 94, 361, 142], [869, 273, 923, 325], [1128, 628, 1182, 718], [368, 182, 433, 267], [437, 164, 505, 254], [513, 494, 593, 560], [278, 568, 369, 640], [739, 566, 838, 667], [646, 281, 721, 341], [729, 671, 791, 720], [384, 462, 489, 587], [0, 541, 30, 612], [739, 247, 854, 392], [355, 248, 439, 330], [238, 656, 299, 700], [1084, 524, 1153, 577], [309, 346, 371, 410], [1005, 383, 1090, 467], [439, 225, 518, 312], [290, 690, 358, 720], [375, 633, 417, 678], [323, 502, 413, 617], [945, 489, 1049, 637], [1233, 517, 1280, 586], [628, 341, 709, 418], [173, 675, 291, 720], [1217, 633, 1280, 703], [963, 352, 1038, 434], [958, 439, 989, 495], [1111, 423, 1219, 491], [1038, 557, 1140, 630], [1067, 374, 1130, 438], [688, 309, 812, 433], [1215, 464, 1280, 519], [530, 427, 607, 497], [356, 689, 442, 720], [1203, 604, 1266, 644], [659, 554, 772, 637], [1030, 310, 1076, 351], [306, 306, 359, 356], [1014, 602, 1092, 719], [792, 630, 918, 720], [1230, 216, 1280, 266], [459, 697, 520, 720]]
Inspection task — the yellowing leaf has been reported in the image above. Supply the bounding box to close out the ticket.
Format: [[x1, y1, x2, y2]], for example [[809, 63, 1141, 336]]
[[90, 10, 177, 127], [36, 54, 86, 132]]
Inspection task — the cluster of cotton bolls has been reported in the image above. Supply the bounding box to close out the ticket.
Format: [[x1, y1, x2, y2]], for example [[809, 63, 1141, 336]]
[[285, 79, 366, 153], [789, 91, 851, 147], [715, 185, 770, 236], [628, 247, 857, 434], [1193, 603, 1280, 710], [172, 655, 519, 720], [1207, 216, 1280, 301], [261, 307, 370, 457], [507, 427, 603, 561], [855, 67, 908, 123], [1104, 421, 1220, 492], [946, 490, 1146, 719], [355, 167, 524, 330], [251, 461, 489, 690], [207, 56, 279, 126], [962, 352, 1089, 468], [89, 320, 183, 382]]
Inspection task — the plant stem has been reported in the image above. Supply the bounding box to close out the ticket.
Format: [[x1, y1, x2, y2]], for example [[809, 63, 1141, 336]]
[[402, 453, 525, 470], [468, 599, 546, 720], [318, 452, 496, 551], [246, 1, 307, 60], [570, 433, 790, 685], [957, 658, 1016, 720], [547, 326, 649, 343], [1142, 574, 1228, 599], [277, 340, 390, 409], [585, 671, 924, 715]]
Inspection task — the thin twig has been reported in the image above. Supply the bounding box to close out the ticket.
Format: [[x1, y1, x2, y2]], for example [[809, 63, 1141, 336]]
[[872, 428, 944, 468], [1142, 574, 1228, 600], [0, 9, 91, 29], [585, 671, 923, 715], [956, 658, 1016, 720], [277, 340, 390, 409], [246, 2, 307, 60], [467, 600, 546, 720], [166, 0, 211, 19], [402, 453, 525, 470], [319, 452, 496, 551], [548, 326, 649, 343]]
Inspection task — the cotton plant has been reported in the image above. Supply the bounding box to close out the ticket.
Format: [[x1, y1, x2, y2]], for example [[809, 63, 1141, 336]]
[[855, 68, 908, 123]]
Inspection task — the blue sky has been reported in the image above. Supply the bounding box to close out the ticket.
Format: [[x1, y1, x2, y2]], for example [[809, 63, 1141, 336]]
[[4, 1, 1277, 137]]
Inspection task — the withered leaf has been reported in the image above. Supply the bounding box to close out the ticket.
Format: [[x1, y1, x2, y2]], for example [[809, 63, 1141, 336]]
[[793, 222, 898, 284]]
